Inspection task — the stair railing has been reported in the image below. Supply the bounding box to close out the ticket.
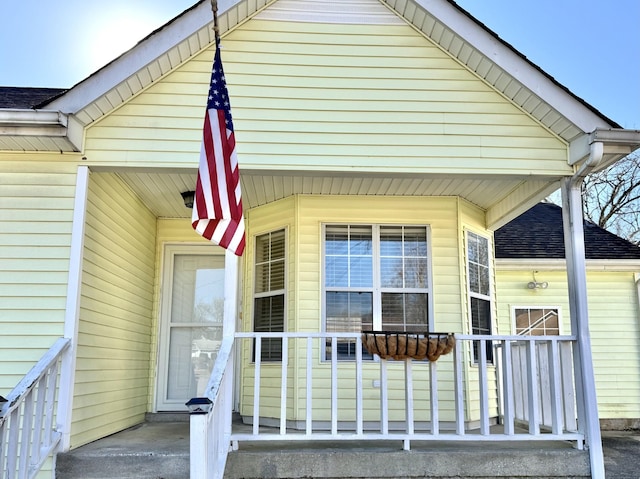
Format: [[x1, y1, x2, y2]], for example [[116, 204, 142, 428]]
[[0, 337, 71, 479], [188, 336, 235, 479]]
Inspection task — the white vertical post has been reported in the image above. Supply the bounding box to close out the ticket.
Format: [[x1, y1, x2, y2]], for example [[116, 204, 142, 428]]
[[57, 165, 89, 451], [252, 339, 261, 435], [478, 340, 490, 435], [306, 337, 313, 435], [380, 359, 388, 434], [525, 340, 540, 435], [404, 359, 414, 440], [356, 336, 363, 435], [501, 341, 515, 435], [429, 361, 439, 435], [548, 340, 563, 435], [223, 251, 238, 337], [561, 178, 604, 476], [190, 413, 209, 479], [331, 337, 338, 435], [453, 339, 465, 435], [280, 337, 288, 434]]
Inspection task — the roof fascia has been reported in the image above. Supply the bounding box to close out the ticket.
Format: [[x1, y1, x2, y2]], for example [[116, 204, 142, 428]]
[[45, 0, 241, 114], [0, 109, 83, 150], [403, 0, 617, 133]]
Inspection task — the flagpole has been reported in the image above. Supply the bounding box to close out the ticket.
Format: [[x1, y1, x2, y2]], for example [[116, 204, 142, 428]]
[[210, 0, 220, 42]]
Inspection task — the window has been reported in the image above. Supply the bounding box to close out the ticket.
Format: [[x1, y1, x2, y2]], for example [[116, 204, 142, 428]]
[[466, 231, 493, 362], [514, 307, 560, 336], [253, 229, 285, 361], [324, 224, 430, 360]]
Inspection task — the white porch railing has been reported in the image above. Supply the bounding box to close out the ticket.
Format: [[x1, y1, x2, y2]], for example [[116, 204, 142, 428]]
[[0, 338, 70, 479], [189, 332, 583, 479], [189, 336, 235, 479]]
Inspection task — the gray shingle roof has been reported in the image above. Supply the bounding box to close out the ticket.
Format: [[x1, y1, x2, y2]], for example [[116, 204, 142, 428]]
[[0, 87, 67, 109], [495, 202, 640, 259]]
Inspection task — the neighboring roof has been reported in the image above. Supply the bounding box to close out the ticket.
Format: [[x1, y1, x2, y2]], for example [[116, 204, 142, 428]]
[[494, 202, 640, 260], [0, 87, 67, 109]]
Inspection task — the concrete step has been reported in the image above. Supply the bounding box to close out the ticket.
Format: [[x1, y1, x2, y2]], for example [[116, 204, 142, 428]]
[[55, 420, 592, 479], [224, 439, 591, 478], [55, 422, 189, 479]]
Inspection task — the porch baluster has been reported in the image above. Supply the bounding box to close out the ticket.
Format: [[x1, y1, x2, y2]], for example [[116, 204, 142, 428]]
[[403, 359, 414, 451], [453, 338, 465, 436], [331, 337, 338, 435], [430, 361, 439, 435], [305, 337, 313, 435], [526, 340, 540, 435], [501, 340, 515, 435], [548, 339, 563, 435], [252, 339, 261, 435], [280, 337, 288, 434], [380, 359, 388, 434], [355, 336, 364, 435], [478, 340, 490, 435]]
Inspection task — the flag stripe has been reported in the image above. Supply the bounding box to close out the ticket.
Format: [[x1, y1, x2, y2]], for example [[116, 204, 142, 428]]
[[192, 41, 245, 256]]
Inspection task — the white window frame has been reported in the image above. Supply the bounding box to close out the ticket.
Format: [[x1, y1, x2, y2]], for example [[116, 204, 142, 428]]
[[321, 223, 434, 360], [465, 229, 494, 363], [252, 228, 287, 362], [511, 305, 562, 336]]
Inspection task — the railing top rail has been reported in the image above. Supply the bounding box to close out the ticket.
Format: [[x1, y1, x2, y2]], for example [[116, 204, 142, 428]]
[[203, 336, 234, 402], [0, 337, 70, 421], [234, 331, 577, 342], [455, 334, 577, 341]]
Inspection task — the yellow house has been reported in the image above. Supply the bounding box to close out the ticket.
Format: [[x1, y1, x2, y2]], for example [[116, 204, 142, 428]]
[[494, 201, 640, 430], [1, 0, 639, 478]]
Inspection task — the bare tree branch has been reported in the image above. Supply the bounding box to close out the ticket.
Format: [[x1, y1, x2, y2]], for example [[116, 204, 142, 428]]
[[582, 152, 640, 245]]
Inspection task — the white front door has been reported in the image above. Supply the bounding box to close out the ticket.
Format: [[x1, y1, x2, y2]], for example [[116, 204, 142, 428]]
[[156, 244, 225, 411]]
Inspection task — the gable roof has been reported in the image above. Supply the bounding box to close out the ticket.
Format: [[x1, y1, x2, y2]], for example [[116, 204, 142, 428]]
[[494, 202, 640, 260]]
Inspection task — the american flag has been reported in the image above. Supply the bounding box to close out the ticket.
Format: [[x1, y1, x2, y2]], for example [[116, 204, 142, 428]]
[[192, 40, 245, 256]]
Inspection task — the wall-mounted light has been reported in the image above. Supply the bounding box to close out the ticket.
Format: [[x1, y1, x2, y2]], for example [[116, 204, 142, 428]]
[[181, 190, 195, 209], [527, 271, 548, 289]]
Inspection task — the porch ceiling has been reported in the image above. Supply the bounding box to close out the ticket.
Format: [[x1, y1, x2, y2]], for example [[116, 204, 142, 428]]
[[115, 169, 561, 221]]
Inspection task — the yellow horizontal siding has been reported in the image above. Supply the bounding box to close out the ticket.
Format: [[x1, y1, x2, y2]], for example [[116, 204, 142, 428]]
[[0, 159, 76, 393], [495, 269, 640, 420], [85, 18, 568, 175], [239, 195, 479, 422], [71, 173, 157, 448]]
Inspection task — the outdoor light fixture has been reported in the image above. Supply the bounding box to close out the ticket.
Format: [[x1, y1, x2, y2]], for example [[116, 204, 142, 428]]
[[527, 271, 548, 289], [181, 190, 195, 209], [185, 397, 213, 414]]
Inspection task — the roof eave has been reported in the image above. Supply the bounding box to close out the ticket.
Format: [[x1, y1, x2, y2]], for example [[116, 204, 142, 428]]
[[391, 0, 619, 133], [42, 0, 219, 115], [0, 109, 82, 151]]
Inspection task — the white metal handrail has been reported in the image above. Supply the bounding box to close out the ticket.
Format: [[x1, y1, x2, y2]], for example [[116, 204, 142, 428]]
[[189, 336, 235, 479], [189, 332, 583, 478], [0, 337, 70, 479], [231, 332, 582, 449]]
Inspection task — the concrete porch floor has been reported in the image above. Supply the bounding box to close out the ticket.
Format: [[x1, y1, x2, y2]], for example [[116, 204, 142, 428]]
[[55, 414, 640, 478]]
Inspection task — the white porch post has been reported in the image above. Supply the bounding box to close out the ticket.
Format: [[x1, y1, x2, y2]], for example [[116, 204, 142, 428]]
[[57, 165, 90, 451], [560, 177, 604, 478]]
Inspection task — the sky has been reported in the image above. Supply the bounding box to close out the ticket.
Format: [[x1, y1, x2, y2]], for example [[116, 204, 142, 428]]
[[1, 0, 638, 128]]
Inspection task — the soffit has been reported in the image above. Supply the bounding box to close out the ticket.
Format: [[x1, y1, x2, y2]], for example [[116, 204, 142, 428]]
[[115, 169, 559, 219]]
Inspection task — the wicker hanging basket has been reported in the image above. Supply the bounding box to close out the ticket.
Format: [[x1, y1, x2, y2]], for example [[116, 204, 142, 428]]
[[361, 331, 455, 361]]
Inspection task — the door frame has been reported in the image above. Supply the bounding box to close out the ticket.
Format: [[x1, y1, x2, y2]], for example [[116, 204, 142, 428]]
[[155, 243, 226, 411]]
